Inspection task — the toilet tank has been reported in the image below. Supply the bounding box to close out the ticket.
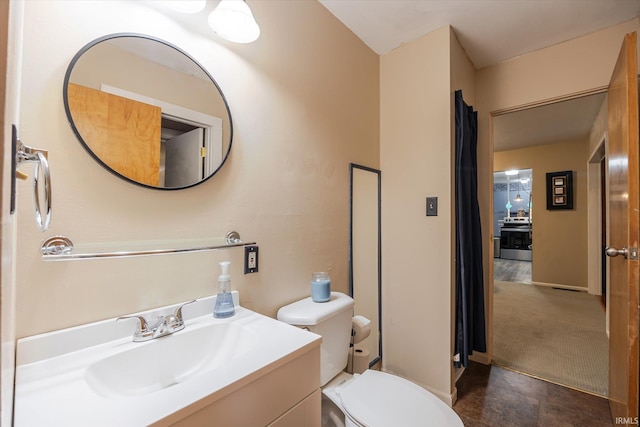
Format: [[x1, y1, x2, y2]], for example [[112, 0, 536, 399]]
[[277, 292, 354, 386]]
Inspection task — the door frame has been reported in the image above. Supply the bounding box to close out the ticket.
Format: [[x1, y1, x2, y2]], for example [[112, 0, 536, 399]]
[[487, 87, 608, 364], [588, 133, 609, 333], [1, 0, 23, 424]]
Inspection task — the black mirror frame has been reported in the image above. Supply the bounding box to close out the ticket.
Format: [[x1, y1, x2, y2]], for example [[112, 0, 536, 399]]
[[63, 33, 234, 191], [349, 163, 382, 368]]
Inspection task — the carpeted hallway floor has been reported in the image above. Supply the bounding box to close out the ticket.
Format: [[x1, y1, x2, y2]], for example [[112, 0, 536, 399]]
[[492, 280, 608, 397]]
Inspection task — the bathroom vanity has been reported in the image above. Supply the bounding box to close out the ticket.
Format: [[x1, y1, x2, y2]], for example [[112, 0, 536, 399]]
[[14, 295, 321, 426], [169, 356, 321, 427]]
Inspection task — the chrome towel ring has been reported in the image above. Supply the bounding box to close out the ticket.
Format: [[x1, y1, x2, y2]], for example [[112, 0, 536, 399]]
[[16, 139, 51, 232]]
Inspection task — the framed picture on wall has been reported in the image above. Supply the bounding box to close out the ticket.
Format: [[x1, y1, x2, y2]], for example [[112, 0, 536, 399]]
[[546, 170, 573, 210]]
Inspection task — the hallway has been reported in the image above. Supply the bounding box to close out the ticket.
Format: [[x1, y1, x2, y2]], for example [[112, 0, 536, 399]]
[[494, 258, 531, 284]]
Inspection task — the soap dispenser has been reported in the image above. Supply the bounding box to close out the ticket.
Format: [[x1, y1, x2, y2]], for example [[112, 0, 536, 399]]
[[213, 261, 235, 318]]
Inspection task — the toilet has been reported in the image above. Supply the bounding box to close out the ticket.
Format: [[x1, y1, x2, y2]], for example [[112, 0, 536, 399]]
[[277, 292, 463, 427]]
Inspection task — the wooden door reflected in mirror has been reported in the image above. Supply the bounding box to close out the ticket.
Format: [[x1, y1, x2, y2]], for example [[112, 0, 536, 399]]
[[63, 33, 232, 190]]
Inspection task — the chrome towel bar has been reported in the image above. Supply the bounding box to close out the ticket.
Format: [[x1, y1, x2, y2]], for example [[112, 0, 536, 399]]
[[41, 231, 255, 261]]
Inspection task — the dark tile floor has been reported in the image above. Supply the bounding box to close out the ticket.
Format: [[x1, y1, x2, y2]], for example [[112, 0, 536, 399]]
[[453, 362, 613, 426]]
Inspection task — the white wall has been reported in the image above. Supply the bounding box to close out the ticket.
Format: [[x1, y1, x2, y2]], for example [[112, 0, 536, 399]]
[[13, 0, 379, 338]]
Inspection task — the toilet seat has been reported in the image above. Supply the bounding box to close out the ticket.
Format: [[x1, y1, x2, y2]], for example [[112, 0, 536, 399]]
[[338, 370, 463, 427]]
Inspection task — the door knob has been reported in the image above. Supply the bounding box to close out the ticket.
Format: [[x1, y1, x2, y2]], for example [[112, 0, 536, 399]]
[[606, 246, 628, 258]]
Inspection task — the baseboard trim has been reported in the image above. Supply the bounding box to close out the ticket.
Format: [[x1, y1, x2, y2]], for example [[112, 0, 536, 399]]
[[531, 281, 587, 292], [383, 369, 456, 407], [450, 385, 458, 406], [469, 352, 490, 365], [426, 385, 456, 407]]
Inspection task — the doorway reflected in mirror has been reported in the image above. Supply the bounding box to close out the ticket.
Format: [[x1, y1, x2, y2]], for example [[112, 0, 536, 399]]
[[63, 33, 233, 190]]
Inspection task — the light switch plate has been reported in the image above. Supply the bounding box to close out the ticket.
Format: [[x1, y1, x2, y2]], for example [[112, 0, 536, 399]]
[[426, 197, 438, 216]]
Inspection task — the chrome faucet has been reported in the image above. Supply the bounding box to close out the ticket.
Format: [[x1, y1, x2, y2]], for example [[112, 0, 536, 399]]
[[117, 300, 196, 342]]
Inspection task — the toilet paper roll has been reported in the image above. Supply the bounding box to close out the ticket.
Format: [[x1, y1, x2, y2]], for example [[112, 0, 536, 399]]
[[349, 347, 370, 374], [351, 315, 371, 344]]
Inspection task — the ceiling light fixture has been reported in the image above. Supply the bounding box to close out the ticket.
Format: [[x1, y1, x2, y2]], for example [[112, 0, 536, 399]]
[[514, 172, 523, 202], [208, 0, 260, 44]]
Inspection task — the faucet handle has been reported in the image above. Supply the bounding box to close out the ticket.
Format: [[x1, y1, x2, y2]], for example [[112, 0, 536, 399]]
[[173, 300, 196, 322], [117, 315, 150, 333]]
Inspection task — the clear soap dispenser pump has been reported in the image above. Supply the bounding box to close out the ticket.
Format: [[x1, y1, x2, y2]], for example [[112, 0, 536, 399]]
[[213, 261, 235, 318]]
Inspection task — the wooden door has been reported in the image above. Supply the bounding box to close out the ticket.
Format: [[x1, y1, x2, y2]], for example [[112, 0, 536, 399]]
[[607, 31, 639, 421], [67, 83, 161, 186]]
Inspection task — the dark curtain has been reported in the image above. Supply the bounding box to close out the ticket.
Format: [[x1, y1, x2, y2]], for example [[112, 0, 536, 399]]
[[454, 90, 486, 368]]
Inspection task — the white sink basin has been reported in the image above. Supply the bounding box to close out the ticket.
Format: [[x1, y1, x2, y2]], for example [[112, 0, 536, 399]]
[[14, 294, 320, 427], [85, 321, 257, 397]]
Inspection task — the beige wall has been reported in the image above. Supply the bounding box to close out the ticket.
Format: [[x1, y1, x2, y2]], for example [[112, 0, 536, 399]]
[[476, 18, 640, 360], [494, 139, 589, 288], [589, 98, 609, 156], [71, 43, 227, 120], [14, 0, 379, 338], [380, 25, 475, 404], [12, 0, 640, 412]]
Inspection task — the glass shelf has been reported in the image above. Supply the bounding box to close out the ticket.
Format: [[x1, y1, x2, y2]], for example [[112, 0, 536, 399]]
[[41, 231, 255, 261]]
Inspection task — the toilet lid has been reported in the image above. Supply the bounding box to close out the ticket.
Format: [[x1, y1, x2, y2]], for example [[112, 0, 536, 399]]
[[339, 370, 463, 427]]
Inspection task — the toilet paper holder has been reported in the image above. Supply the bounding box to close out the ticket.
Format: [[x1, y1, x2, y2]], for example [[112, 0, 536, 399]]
[[348, 316, 372, 374], [351, 315, 371, 344]]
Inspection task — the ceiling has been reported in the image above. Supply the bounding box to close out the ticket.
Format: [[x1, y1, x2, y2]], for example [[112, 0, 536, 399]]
[[318, 0, 640, 69], [493, 168, 532, 185], [318, 0, 636, 151], [493, 92, 607, 152]]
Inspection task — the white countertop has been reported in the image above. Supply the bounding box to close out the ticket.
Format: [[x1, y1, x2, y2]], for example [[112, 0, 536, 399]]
[[14, 294, 320, 426]]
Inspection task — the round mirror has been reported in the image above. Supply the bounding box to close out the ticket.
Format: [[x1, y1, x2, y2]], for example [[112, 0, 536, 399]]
[[63, 33, 233, 190]]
